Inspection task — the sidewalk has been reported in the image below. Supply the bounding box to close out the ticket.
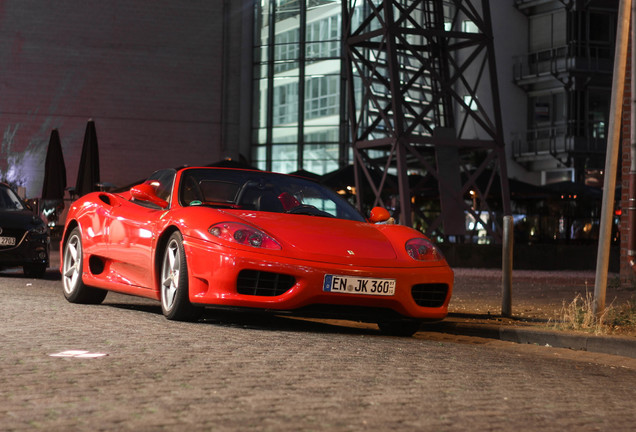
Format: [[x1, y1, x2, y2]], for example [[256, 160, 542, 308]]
[[448, 268, 636, 358]]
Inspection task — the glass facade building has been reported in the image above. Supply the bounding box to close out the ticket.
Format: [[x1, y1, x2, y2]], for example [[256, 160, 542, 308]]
[[253, 0, 346, 175]]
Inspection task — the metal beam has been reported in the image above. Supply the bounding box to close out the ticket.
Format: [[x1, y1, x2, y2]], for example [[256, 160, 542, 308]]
[[343, 0, 510, 240]]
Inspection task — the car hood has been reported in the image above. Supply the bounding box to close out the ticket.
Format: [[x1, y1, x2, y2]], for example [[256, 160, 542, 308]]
[[227, 211, 399, 265], [0, 209, 42, 229]]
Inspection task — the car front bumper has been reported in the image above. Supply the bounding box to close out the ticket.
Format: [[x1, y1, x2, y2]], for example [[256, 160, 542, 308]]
[[0, 234, 49, 268], [184, 236, 453, 321]]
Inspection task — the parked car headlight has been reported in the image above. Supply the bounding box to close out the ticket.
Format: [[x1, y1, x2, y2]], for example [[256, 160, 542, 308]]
[[405, 238, 444, 261], [209, 222, 281, 250]]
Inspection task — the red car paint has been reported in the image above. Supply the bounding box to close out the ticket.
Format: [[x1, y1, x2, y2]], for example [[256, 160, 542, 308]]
[[60, 167, 453, 334]]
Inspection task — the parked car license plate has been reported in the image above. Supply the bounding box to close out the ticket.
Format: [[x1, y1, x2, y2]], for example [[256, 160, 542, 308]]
[[323, 274, 396, 296], [0, 236, 16, 246]]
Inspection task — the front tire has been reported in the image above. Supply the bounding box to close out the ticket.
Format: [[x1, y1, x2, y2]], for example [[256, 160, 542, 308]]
[[160, 231, 202, 321], [62, 227, 107, 304]]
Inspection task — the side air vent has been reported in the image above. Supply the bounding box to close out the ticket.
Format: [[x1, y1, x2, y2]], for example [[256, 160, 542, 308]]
[[88, 255, 106, 275], [411, 283, 449, 307], [98, 194, 112, 205], [237, 270, 295, 296]]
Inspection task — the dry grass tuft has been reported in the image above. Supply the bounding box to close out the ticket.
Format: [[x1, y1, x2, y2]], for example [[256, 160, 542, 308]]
[[556, 292, 606, 334], [554, 290, 636, 335]]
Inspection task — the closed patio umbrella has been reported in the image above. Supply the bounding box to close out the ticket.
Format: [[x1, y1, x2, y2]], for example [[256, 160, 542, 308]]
[[41, 129, 67, 200], [75, 119, 100, 197]]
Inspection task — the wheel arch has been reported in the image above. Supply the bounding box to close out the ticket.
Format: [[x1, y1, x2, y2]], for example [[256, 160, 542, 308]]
[[153, 225, 181, 291], [61, 220, 80, 254]]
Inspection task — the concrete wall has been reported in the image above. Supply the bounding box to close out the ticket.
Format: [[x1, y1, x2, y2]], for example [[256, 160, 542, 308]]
[[0, 0, 246, 197], [491, 1, 534, 184]]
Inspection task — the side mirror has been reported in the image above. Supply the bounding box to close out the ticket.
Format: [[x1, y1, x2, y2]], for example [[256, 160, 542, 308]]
[[130, 182, 168, 208], [369, 207, 394, 224]]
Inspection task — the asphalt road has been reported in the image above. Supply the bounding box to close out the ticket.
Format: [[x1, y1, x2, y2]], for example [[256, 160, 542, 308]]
[[2, 266, 636, 431]]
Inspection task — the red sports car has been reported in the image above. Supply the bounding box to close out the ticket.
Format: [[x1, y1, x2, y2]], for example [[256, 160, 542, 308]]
[[61, 167, 453, 336]]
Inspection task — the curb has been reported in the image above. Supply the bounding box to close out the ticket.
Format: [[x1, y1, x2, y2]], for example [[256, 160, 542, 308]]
[[437, 320, 636, 359]]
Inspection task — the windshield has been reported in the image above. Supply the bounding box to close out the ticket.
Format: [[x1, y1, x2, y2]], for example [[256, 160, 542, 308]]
[[178, 168, 365, 222], [0, 185, 25, 211]]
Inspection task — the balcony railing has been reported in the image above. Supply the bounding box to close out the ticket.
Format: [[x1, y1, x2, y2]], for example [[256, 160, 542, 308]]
[[513, 43, 613, 82], [513, 124, 567, 157], [512, 123, 607, 159]]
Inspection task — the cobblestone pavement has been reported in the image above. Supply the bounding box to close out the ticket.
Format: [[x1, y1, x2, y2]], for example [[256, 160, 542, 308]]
[[2, 262, 636, 431]]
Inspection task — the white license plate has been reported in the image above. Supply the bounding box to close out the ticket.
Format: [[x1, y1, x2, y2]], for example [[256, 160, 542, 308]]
[[0, 236, 15, 246], [323, 274, 396, 296]]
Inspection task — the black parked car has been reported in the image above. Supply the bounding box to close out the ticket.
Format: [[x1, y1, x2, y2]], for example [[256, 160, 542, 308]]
[[0, 183, 49, 278]]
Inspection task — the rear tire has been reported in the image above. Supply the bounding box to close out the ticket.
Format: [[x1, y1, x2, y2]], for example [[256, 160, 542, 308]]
[[62, 227, 107, 304], [377, 319, 421, 337], [160, 231, 202, 321]]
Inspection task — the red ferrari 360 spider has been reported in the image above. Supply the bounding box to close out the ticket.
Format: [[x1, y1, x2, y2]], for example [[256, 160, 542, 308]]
[[61, 167, 453, 336]]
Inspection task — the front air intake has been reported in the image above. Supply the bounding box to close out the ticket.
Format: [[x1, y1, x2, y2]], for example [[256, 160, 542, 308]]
[[237, 270, 295, 297], [411, 283, 449, 307]]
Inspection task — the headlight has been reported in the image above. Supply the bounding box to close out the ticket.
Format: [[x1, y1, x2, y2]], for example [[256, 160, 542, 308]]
[[208, 222, 281, 250], [405, 238, 444, 261]]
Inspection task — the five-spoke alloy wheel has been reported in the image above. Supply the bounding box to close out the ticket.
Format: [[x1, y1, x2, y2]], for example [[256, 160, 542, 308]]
[[62, 227, 107, 304], [160, 231, 202, 321]]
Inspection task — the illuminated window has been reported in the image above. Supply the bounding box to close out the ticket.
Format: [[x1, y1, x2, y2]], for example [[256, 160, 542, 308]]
[[462, 20, 478, 33], [463, 95, 478, 111], [253, 0, 346, 175]]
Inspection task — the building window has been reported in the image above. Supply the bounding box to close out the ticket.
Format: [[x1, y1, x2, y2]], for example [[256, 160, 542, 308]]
[[463, 95, 478, 111], [274, 29, 300, 73], [306, 14, 340, 59], [253, 0, 345, 175], [305, 75, 339, 119], [273, 80, 299, 125], [529, 9, 566, 53], [462, 20, 478, 33], [588, 12, 612, 44]]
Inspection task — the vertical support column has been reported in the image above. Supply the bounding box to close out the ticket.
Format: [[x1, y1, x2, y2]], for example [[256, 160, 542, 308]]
[[383, 0, 412, 226], [264, 0, 276, 172], [436, 129, 466, 238], [483, 0, 511, 217], [297, 0, 306, 171], [502, 215, 513, 317]]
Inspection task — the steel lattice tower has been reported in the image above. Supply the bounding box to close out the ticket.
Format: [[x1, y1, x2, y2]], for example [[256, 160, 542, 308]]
[[342, 0, 510, 241]]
